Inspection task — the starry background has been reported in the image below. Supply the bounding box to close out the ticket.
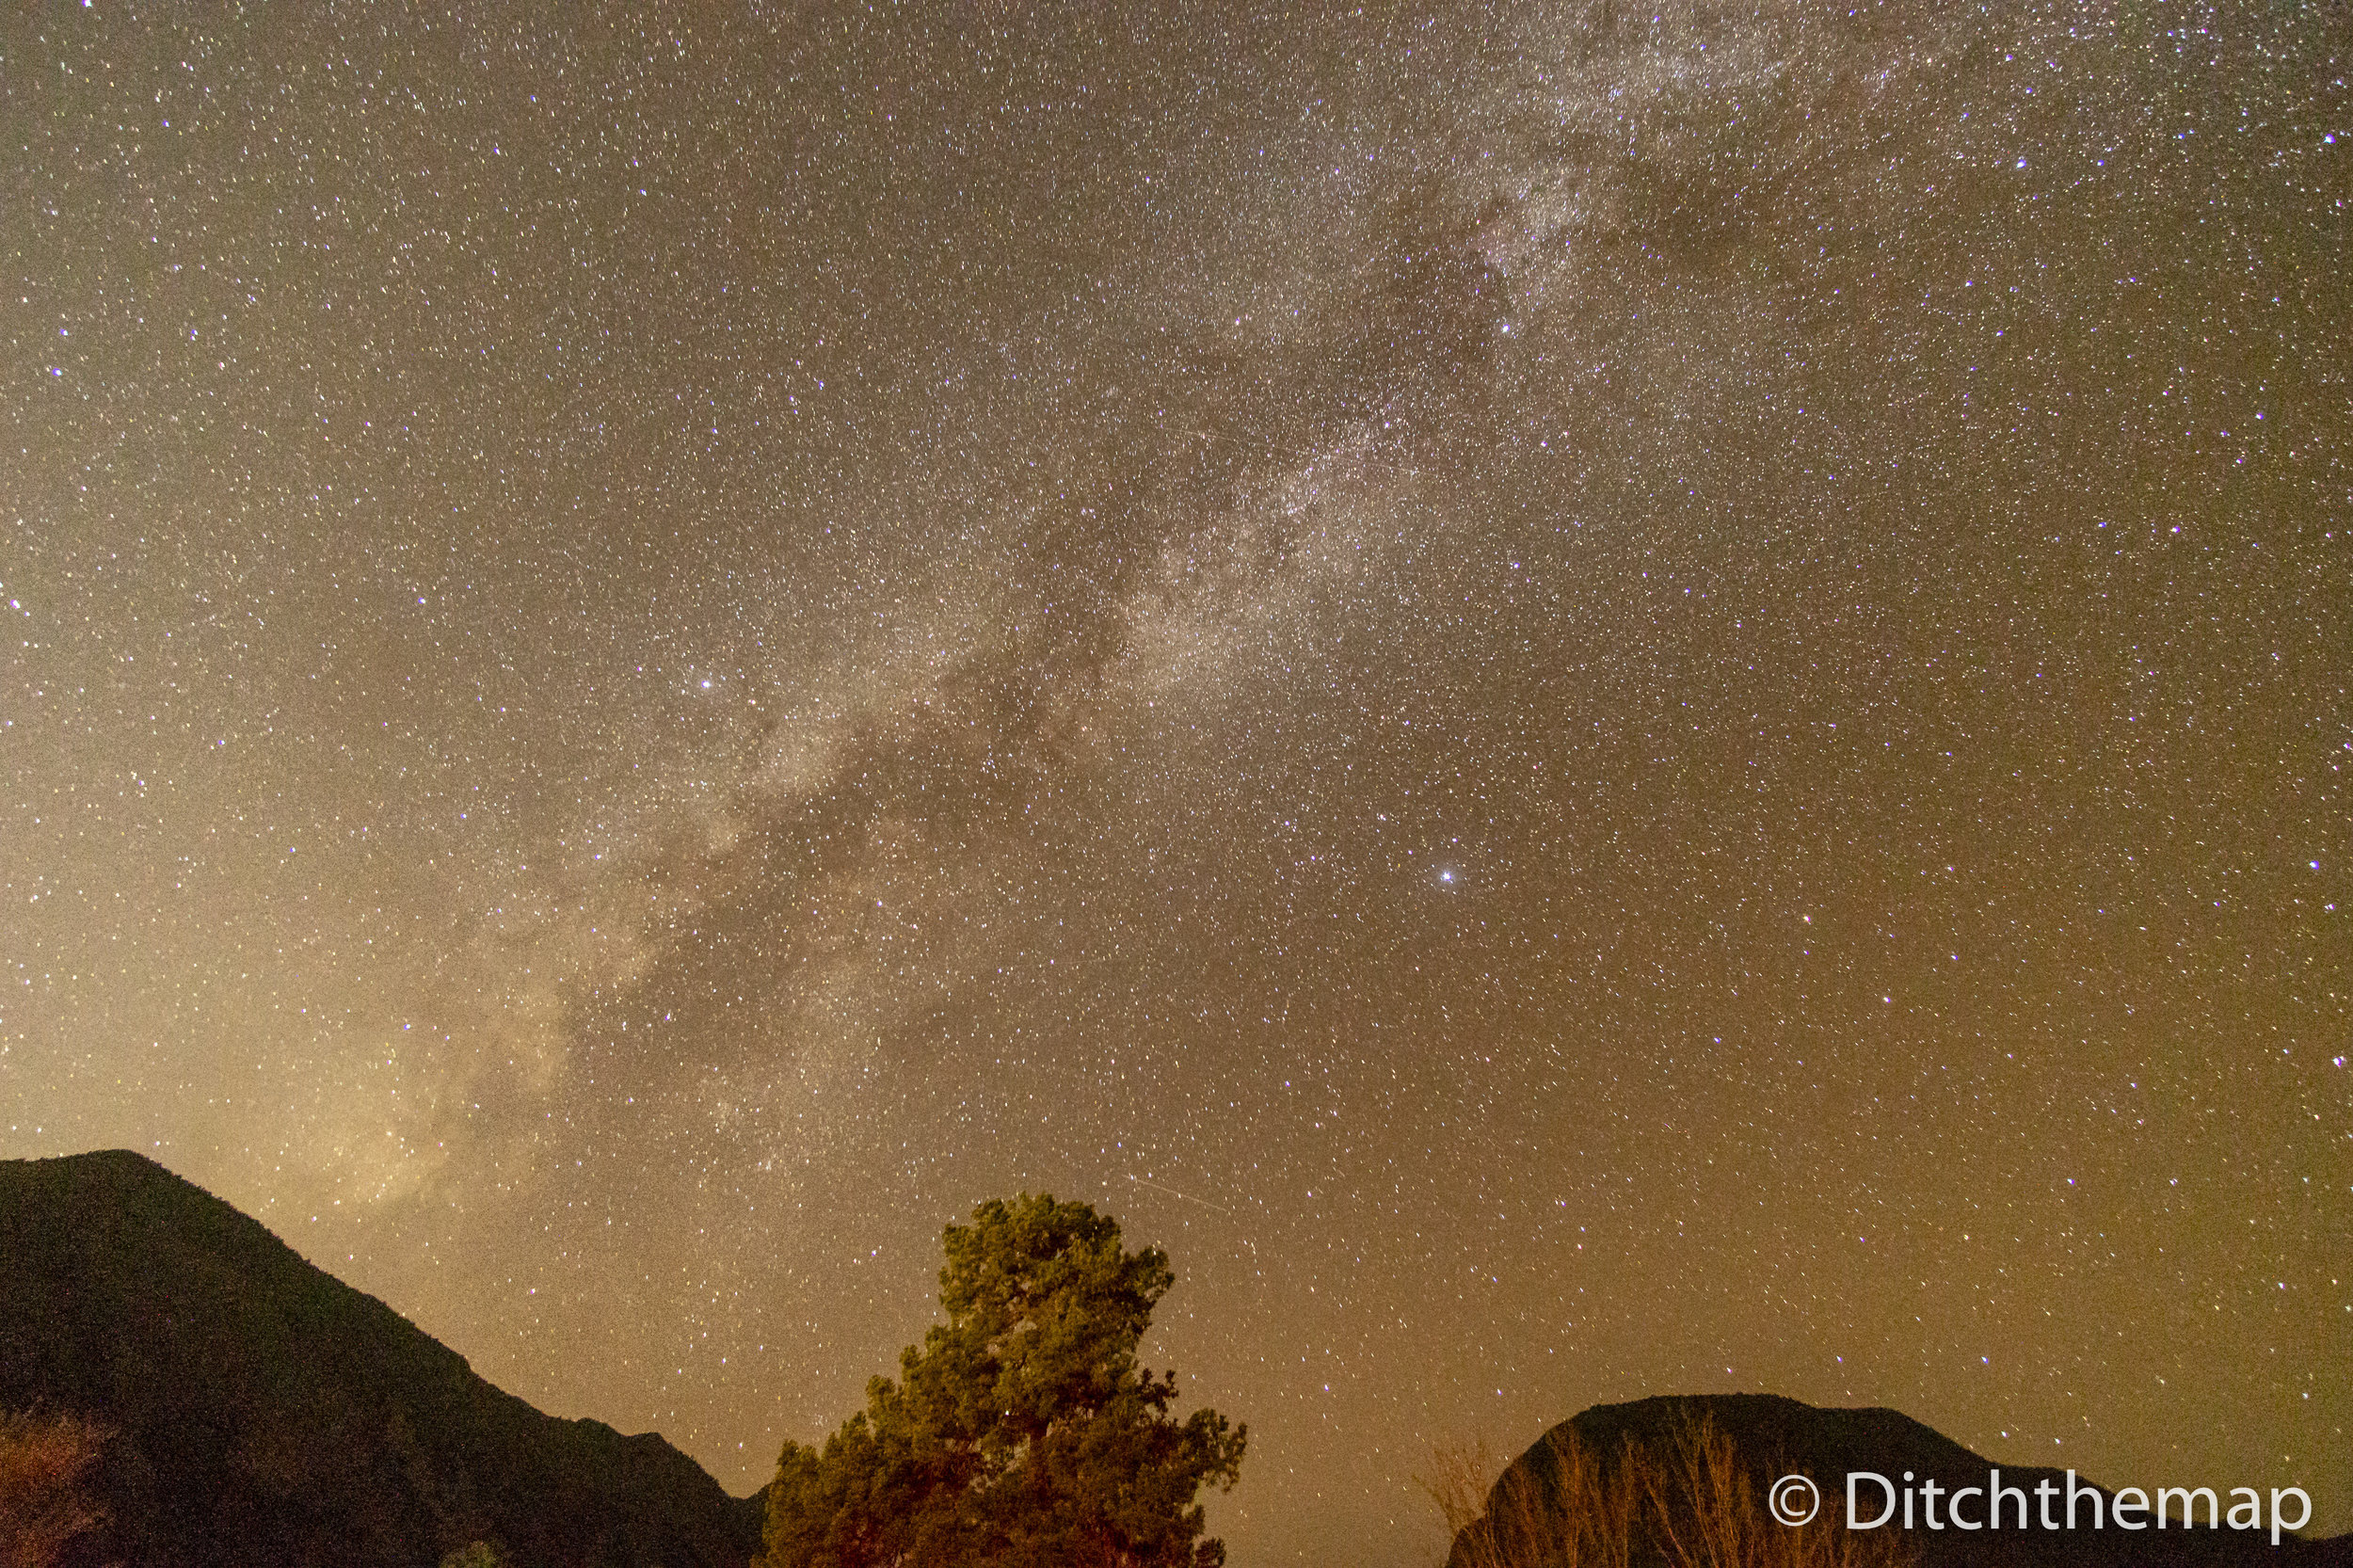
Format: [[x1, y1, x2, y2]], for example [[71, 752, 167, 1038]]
[[4, 1, 2348, 1560]]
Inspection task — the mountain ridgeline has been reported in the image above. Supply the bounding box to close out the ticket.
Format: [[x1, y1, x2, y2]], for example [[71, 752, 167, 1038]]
[[5, 1151, 2343, 1568], [0, 1150, 761, 1568]]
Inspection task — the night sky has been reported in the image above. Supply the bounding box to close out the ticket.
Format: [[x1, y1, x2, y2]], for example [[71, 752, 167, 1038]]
[[4, 3, 2347, 1560]]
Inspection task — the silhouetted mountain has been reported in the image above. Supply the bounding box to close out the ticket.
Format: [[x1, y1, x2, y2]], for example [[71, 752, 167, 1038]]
[[0, 1150, 766, 1568], [1451, 1393, 2348, 1568]]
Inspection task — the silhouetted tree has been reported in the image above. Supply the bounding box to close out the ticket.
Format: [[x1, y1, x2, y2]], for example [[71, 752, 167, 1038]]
[[758, 1195, 1246, 1568]]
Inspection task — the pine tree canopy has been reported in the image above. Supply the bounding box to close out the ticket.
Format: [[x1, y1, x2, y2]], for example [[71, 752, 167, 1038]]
[[757, 1195, 1247, 1568]]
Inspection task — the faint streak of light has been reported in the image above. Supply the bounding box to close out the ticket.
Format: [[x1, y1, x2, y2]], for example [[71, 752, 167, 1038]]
[[1127, 1174, 1236, 1216]]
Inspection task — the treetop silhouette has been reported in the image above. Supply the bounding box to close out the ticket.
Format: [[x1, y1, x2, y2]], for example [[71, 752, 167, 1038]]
[[758, 1194, 1246, 1568]]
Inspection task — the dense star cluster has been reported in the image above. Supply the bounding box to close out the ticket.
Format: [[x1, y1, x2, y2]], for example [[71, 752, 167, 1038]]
[[3, 4, 2345, 1561]]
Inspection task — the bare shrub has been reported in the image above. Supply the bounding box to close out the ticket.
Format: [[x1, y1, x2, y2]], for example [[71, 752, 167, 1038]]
[[439, 1543, 506, 1568], [0, 1408, 111, 1568], [1424, 1411, 1913, 1568], [1419, 1429, 1636, 1568]]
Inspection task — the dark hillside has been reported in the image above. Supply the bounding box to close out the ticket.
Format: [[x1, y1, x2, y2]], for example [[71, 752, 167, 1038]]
[[0, 1149, 763, 1568], [1452, 1393, 2347, 1568]]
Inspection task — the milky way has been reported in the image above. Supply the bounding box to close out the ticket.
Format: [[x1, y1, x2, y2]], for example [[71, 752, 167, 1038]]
[[4, 4, 2346, 1560]]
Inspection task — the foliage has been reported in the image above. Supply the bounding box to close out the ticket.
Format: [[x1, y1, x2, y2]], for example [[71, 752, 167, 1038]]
[[439, 1543, 506, 1568], [758, 1195, 1246, 1568], [1423, 1411, 1915, 1568], [0, 1408, 111, 1568]]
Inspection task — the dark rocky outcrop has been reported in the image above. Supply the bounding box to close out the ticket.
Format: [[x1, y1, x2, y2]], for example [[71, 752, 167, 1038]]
[[0, 1149, 765, 1568], [1451, 1393, 2348, 1568]]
